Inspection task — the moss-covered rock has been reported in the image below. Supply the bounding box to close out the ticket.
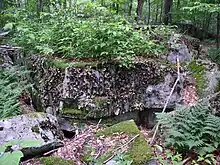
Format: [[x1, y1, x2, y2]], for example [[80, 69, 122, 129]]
[[61, 108, 87, 117], [40, 156, 75, 165], [51, 59, 98, 69], [96, 120, 153, 165]]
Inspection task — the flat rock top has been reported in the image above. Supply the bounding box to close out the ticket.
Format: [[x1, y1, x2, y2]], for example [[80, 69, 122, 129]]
[[0, 113, 63, 146]]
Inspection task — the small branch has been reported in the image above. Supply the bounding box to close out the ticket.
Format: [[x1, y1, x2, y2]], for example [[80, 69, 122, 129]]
[[103, 134, 140, 164], [150, 55, 180, 144], [115, 134, 140, 151], [103, 152, 117, 164], [95, 146, 103, 159], [182, 156, 191, 165], [96, 119, 102, 130], [43, 148, 59, 156]]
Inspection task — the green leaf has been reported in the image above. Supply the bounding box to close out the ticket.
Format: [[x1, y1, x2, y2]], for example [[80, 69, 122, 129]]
[[204, 159, 212, 165], [197, 156, 204, 162], [154, 144, 163, 153], [0, 151, 23, 165], [0, 145, 7, 153], [19, 140, 41, 148], [3, 23, 14, 31]]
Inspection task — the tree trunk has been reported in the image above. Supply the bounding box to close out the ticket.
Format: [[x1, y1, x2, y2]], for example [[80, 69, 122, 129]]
[[63, 0, 67, 9], [37, 0, 44, 16], [147, 0, 151, 24], [160, 1, 163, 23], [136, 0, 144, 21], [129, 0, 132, 16], [177, 0, 180, 9], [116, 0, 119, 14], [217, 12, 220, 49], [0, 0, 4, 10], [163, 0, 173, 25], [155, 1, 159, 23]]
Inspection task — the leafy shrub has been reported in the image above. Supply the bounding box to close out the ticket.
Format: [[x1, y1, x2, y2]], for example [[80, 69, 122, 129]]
[[112, 153, 133, 165], [192, 154, 217, 165], [208, 48, 220, 64], [157, 100, 220, 156], [156, 149, 182, 165], [149, 25, 177, 42], [9, 7, 165, 67], [0, 66, 29, 119]]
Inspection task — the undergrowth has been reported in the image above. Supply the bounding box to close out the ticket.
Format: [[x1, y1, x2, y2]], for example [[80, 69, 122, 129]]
[[0, 66, 29, 119], [208, 48, 220, 64], [2, 4, 174, 67], [157, 100, 220, 156]]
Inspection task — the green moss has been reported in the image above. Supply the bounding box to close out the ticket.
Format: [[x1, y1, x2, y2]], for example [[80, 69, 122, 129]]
[[96, 120, 140, 136], [26, 112, 46, 118], [62, 108, 87, 116], [96, 120, 153, 164], [82, 145, 113, 164], [128, 134, 153, 164], [94, 97, 108, 107], [40, 156, 75, 165], [101, 118, 119, 127], [52, 60, 71, 69], [51, 59, 98, 69], [72, 61, 98, 68], [188, 60, 207, 95]]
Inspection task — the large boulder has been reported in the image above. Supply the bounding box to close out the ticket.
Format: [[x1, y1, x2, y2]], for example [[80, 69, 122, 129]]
[[30, 56, 181, 118], [29, 55, 220, 120], [0, 113, 64, 159]]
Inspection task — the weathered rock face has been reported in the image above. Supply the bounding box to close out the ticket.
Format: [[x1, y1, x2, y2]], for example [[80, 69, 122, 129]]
[[0, 113, 64, 158], [1, 46, 219, 121], [30, 56, 185, 119], [0, 45, 22, 68]]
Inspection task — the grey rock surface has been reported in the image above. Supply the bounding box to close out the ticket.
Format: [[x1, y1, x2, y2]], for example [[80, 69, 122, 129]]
[[0, 113, 64, 158], [29, 56, 219, 119], [0, 45, 21, 68]]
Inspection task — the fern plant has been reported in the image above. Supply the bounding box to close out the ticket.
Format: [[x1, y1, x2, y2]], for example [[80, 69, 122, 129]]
[[156, 100, 220, 155], [0, 66, 30, 119], [208, 48, 220, 65]]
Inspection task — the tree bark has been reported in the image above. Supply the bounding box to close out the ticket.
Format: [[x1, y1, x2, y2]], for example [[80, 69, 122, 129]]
[[37, 0, 44, 16], [217, 12, 220, 49], [177, 0, 180, 9], [155, 1, 159, 23], [0, 0, 4, 11], [163, 0, 173, 25], [136, 0, 144, 21], [147, 0, 151, 24], [129, 0, 132, 16], [116, 0, 119, 14], [160, 1, 163, 23]]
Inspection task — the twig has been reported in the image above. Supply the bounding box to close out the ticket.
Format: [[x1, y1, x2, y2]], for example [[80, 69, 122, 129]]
[[95, 146, 103, 159], [43, 148, 59, 156], [182, 156, 191, 165], [150, 55, 180, 145], [96, 119, 102, 129], [115, 134, 140, 151], [103, 134, 140, 164]]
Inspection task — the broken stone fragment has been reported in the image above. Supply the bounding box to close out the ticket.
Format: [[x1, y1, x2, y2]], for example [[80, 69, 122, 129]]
[[0, 113, 64, 160]]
